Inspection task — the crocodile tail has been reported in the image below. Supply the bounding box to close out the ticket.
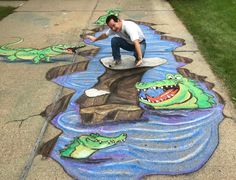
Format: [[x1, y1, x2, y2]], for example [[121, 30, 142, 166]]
[[1, 37, 24, 49]]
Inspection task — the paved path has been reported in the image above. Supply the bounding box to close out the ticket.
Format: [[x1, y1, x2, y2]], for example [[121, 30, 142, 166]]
[[0, 0, 235, 179]]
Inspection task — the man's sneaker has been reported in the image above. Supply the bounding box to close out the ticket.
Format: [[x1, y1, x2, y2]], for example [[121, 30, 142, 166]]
[[109, 60, 121, 67]]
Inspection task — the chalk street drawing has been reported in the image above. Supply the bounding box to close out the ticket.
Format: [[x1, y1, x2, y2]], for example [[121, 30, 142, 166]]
[[41, 22, 224, 179]]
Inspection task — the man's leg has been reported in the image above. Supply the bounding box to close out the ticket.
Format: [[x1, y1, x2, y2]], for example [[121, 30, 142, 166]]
[[111, 37, 134, 63]]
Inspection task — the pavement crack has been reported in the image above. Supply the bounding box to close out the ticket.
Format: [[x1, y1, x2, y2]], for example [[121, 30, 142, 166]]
[[6, 113, 43, 128], [19, 1, 99, 179]]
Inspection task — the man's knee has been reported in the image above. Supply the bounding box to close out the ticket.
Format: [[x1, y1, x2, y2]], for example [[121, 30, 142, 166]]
[[111, 37, 121, 46]]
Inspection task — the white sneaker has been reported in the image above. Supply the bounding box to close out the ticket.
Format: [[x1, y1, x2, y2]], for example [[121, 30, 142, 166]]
[[109, 60, 121, 67]]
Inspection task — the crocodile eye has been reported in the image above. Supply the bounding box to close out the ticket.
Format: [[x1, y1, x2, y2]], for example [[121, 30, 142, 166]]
[[174, 74, 182, 80], [166, 74, 174, 80]]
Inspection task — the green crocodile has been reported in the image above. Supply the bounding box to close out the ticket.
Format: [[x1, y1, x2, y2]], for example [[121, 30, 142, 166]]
[[96, 8, 121, 25], [135, 74, 215, 109], [0, 38, 85, 63], [60, 133, 127, 159]]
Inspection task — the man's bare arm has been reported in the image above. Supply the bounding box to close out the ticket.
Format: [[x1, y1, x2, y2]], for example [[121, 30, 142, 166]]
[[133, 40, 143, 66], [86, 33, 108, 42]]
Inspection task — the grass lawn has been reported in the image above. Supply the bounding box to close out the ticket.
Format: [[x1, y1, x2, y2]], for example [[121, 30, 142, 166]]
[[169, 0, 236, 104], [0, 6, 15, 20]]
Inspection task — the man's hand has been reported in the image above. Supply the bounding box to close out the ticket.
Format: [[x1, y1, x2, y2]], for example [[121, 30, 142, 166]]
[[86, 33, 108, 42], [86, 35, 97, 42], [136, 58, 143, 67]]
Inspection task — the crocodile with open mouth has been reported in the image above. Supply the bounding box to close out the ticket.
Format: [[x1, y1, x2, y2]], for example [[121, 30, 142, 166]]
[[135, 74, 215, 109], [60, 133, 127, 159]]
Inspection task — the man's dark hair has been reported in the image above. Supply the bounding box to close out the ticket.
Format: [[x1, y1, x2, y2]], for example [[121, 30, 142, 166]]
[[106, 15, 119, 24]]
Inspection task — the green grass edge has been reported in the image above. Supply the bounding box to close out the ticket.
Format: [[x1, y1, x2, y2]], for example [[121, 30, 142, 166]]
[[169, 0, 236, 106], [0, 6, 16, 21]]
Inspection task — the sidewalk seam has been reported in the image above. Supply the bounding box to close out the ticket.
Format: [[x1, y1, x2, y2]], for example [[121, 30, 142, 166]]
[[19, 1, 99, 179]]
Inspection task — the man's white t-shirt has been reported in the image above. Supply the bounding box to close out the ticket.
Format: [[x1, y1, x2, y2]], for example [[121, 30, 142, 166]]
[[105, 20, 145, 44]]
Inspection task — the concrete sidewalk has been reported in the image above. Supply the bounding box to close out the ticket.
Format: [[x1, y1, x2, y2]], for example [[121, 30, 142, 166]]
[[0, 0, 235, 179], [0, 1, 25, 7]]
